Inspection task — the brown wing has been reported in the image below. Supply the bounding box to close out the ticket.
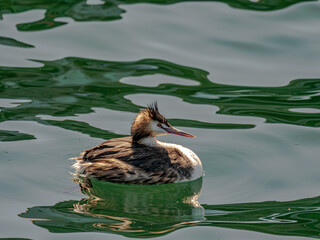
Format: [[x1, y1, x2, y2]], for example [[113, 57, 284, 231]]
[[75, 136, 181, 184]]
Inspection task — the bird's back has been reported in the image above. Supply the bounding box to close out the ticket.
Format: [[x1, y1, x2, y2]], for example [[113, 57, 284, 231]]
[[73, 136, 194, 184]]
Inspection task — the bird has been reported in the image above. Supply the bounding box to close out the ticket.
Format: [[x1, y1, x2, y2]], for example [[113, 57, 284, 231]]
[[73, 102, 203, 185]]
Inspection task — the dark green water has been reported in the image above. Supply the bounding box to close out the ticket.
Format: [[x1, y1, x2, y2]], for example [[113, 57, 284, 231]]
[[1, 0, 320, 239]]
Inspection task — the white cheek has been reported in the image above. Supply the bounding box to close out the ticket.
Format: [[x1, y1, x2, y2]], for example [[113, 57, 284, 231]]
[[150, 121, 167, 134]]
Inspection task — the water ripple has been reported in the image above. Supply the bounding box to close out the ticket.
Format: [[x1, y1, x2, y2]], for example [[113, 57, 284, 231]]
[[0, 0, 315, 31], [0, 57, 319, 141], [19, 180, 320, 238]]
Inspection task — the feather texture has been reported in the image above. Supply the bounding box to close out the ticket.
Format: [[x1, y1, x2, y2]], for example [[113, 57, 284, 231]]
[[73, 136, 195, 184]]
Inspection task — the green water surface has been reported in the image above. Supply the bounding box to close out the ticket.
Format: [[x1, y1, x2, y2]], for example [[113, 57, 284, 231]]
[[1, 0, 320, 239]]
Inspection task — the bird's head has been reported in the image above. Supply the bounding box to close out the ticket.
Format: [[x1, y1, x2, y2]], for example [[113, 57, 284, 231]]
[[131, 102, 195, 142]]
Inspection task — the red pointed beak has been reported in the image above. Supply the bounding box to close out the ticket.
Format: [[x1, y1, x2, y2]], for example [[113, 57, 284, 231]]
[[165, 127, 196, 138]]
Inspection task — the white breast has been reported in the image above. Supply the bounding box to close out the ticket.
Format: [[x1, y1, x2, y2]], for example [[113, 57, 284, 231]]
[[165, 142, 204, 182], [140, 137, 203, 181]]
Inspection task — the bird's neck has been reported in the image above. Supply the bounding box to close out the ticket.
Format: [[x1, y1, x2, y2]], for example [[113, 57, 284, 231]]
[[137, 137, 160, 147]]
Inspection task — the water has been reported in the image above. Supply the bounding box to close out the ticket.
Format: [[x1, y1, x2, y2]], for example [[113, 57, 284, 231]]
[[1, 0, 320, 239]]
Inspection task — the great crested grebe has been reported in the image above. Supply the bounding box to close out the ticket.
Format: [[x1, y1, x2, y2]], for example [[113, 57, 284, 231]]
[[73, 102, 203, 184]]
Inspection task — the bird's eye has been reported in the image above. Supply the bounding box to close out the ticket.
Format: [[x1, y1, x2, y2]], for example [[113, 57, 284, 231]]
[[157, 123, 162, 128]]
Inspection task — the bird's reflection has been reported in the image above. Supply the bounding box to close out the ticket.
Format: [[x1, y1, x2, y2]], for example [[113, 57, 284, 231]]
[[20, 178, 204, 238], [19, 178, 320, 238], [75, 177, 204, 235]]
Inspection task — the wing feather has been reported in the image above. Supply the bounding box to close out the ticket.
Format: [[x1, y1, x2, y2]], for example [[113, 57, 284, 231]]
[[74, 136, 180, 184]]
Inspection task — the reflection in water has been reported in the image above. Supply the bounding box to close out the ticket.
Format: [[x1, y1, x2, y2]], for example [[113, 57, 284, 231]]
[[20, 179, 320, 238], [20, 178, 204, 238], [203, 196, 320, 238], [0, 0, 315, 31], [0, 36, 34, 48], [0, 57, 320, 141], [0, 129, 35, 142]]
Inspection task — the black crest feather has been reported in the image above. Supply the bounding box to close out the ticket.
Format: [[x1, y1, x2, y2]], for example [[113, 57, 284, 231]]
[[146, 101, 171, 126], [147, 101, 159, 116]]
